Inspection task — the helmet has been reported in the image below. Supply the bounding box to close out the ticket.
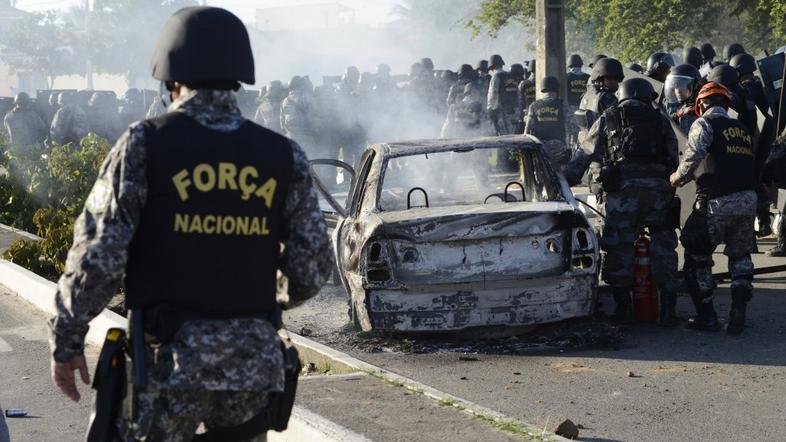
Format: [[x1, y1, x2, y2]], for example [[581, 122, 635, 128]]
[[288, 76, 306, 92], [266, 80, 287, 100], [683, 47, 703, 68], [568, 54, 583, 68], [723, 43, 746, 62], [589, 54, 607, 68], [618, 78, 657, 103], [626, 62, 643, 73], [591, 57, 624, 82], [700, 43, 716, 61], [707, 64, 739, 87], [665, 64, 702, 103], [151, 7, 254, 85], [458, 64, 474, 80], [694, 81, 731, 116], [730, 53, 757, 76], [510, 63, 525, 78], [476, 60, 489, 73], [540, 75, 560, 93], [57, 91, 76, 107], [344, 66, 360, 83], [123, 88, 142, 103], [13, 92, 31, 106], [489, 54, 505, 69], [420, 57, 434, 71], [646, 52, 675, 74]]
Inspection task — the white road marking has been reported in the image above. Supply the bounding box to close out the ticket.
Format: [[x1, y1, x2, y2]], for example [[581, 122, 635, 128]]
[[0, 336, 11, 352]]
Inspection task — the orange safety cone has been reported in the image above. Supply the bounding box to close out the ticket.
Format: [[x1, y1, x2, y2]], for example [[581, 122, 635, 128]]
[[633, 228, 658, 322]]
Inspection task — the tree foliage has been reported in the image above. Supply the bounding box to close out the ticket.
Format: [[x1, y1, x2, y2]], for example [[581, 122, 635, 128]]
[[470, 0, 786, 63]]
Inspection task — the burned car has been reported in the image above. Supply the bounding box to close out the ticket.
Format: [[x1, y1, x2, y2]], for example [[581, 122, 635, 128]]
[[310, 135, 599, 332]]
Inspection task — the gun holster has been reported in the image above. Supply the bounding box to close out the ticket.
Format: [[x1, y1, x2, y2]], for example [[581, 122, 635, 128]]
[[86, 328, 127, 442]]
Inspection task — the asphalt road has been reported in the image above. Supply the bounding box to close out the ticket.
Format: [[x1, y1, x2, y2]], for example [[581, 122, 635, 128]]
[[0, 288, 98, 442], [284, 242, 786, 442]]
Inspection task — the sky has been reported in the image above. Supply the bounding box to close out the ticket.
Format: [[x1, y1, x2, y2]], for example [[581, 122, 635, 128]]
[[14, 0, 401, 25]]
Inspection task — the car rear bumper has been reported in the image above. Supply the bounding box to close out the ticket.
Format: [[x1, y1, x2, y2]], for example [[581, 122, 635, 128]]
[[366, 274, 596, 332]]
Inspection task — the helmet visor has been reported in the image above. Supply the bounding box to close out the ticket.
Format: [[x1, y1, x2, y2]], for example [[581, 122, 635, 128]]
[[664, 75, 695, 103]]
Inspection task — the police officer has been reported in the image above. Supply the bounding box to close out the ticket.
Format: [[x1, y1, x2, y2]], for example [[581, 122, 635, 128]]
[[447, 64, 478, 107], [4, 92, 47, 147], [524, 76, 569, 168], [670, 82, 756, 335], [281, 75, 318, 157], [731, 53, 771, 116], [683, 46, 703, 70], [723, 43, 746, 63], [441, 81, 488, 139], [49, 91, 88, 146], [575, 57, 624, 198], [645, 52, 675, 83], [665, 64, 703, 134], [567, 55, 590, 108], [566, 78, 680, 324], [518, 59, 537, 112], [699, 43, 718, 76], [254, 80, 288, 133], [118, 88, 146, 128], [487, 54, 519, 135], [49, 7, 332, 440]]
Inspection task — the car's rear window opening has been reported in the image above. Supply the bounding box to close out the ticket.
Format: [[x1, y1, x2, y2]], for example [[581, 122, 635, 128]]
[[379, 147, 564, 211]]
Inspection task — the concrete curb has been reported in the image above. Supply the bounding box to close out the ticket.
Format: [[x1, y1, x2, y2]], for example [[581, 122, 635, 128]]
[[287, 331, 569, 441], [0, 223, 42, 242]]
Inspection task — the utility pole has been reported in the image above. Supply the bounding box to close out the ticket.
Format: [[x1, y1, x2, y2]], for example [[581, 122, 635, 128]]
[[535, 0, 566, 103], [85, 0, 94, 90]]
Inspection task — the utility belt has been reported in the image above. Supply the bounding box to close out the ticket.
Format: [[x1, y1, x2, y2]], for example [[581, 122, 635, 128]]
[[86, 307, 300, 442], [597, 163, 669, 193]]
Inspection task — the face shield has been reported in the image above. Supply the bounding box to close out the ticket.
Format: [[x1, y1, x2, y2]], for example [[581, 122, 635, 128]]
[[664, 75, 695, 103]]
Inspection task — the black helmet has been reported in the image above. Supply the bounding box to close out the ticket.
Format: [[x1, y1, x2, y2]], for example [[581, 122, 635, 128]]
[[723, 43, 746, 62], [288, 75, 306, 92], [670, 63, 702, 80], [665, 64, 702, 103], [13, 92, 31, 106], [151, 7, 254, 85], [568, 54, 583, 68], [707, 64, 739, 87], [376, 64, 391, 76], [540, 75, 560, 93], [476, 60, 489, 73], [730, 53, 757, 76], [458, 64, 474, 80], [626, 62, 644, 73], [700, 43, 716, 61], [646, 52, 675, 73], [618, 78, 657, 103], [683, 47, 703, 69], [420, 57, 434, 71], [591, 57, 624, 82], [489, 54, 505, 69], [588, 54, 607, 68], [510, 63, 525, 78]]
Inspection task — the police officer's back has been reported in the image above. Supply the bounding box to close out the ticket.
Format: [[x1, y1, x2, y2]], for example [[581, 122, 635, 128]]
[[524, 76, 569, 167], [4, 92, 47, 147], [49, 7, 332, 440], [567, 54, 590, 108]]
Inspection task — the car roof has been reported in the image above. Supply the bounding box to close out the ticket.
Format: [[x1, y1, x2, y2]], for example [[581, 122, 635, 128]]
[[373, 135, 542, 158]]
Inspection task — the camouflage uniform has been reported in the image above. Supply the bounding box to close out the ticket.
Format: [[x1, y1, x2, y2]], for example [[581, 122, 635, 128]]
[[48, 89, 333, 441], [4, 102, 47, 147], [253, 84, 287, 134], [280, 89, 318, 158], [565, 100, 680, 306], [49, 101, 89, 146], [673, 106, 756, 315]]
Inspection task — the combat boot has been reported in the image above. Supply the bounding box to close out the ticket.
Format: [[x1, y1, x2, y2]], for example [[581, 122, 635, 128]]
[[611, 287, 633, 324], [727, 285, 752, 335], [657, 291, 682, 327], [766, 214, 786, 256], [686, 292, 720, 331]]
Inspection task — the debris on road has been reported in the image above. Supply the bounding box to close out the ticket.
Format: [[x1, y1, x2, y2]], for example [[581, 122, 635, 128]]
[[627, 371, 635, 378], [459, 356, 479, 362], [554, 419, 579, 439], [4, 408, 29, 417]]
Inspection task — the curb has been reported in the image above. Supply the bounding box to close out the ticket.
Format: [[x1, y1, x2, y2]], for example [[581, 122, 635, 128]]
[[0, 253, 567, 441]]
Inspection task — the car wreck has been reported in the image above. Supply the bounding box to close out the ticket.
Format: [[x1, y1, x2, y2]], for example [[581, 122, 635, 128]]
[[310, 135, 599, 332]]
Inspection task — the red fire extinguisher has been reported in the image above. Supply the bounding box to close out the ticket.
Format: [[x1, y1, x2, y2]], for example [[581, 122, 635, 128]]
[[633, 228, 658, 322]]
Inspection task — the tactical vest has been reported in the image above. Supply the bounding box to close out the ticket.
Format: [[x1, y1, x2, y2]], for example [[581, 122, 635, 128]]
[[501, 74, 521, 112], [604, 104, 668, 170], [567, 72, 590, 106], [696, 113, 756, 198], [524, 81, 537, 108], [124, 112, 294, 318], [528, 98, 565, 142]]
